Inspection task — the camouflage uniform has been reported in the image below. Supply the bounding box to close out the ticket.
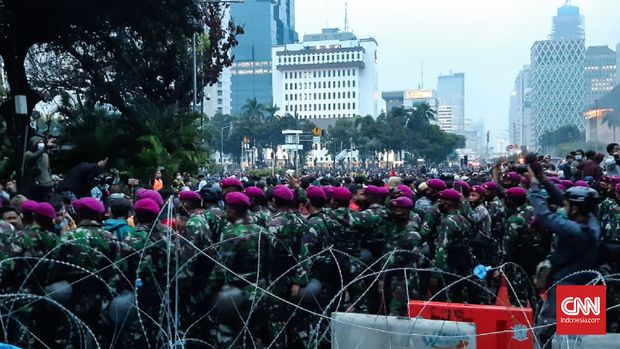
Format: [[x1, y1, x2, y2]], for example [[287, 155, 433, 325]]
[[266, 211, 309, 348], [207, 220, 269, 348], [486, 196, 506, 241], [601, 201, 620, 332], [597, 197, 618, 229], [382, 215, 422, 315], [503, 204, 543, 307], [121, 222, 177, 348], [433, 211, 476, 303], [49, 223, 122, 348], [248, 207, 271, 228], [203, 206, 227, 244], [467, 204, 498, 267], [0, 226, 58, 347]]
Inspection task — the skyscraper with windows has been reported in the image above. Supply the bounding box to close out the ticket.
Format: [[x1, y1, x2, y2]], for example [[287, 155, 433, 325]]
[[271, 28, 379, 128], [230, 0, 297, 114], [584, 45, 617, 107], [509, 66, 534, 149], [530, 3, 585, 149], [437, 72, 465, 132]]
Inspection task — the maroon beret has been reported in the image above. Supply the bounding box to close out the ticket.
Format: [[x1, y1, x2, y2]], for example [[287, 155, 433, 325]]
[[21, 200, 39, 214], [470, 185, 485, 195], [134, 198, 160, 216], [74, 197, 105, 214], [34, 202, 56, 220], [272, 185, 294, 202], [307, 186, 327, 201], [482, 182, 498, 191], [556, 184, 566, 192], [574, 180, 589, 188], [456, 180, 471, 192], [245, 186, 265, 198], [396, 184, 414, 199], [390, 196, 413, 208], [322, 185, 334, 199], [137, 189, 164, 207], [505, 187, 527, 199], [427, 179, 447, 190], [332, 187, 352, 202], [521, 177, 530, 185], [179, 190, 201, 203], [364, 185, 389, 199], [439, 189, 461, 201], [504, 172, 521, 181], [560, 180, 574, 189], [225, 192, 251, 207], [221, 177, 243, 189]]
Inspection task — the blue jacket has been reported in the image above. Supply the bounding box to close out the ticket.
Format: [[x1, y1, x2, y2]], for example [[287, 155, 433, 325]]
[[529, 181, 600, 285], [104, 218, 132, 241]]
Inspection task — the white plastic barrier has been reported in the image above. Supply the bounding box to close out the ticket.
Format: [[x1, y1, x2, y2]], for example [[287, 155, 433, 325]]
[[552, 334, 620, 348], [331, 312, 477, 349]]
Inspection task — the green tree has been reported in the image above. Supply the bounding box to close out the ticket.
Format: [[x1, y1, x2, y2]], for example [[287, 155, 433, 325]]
[[264, 104, 281, 121], [241, 98, 267, 121], [0, 0, 242, 182], [602, 110, 620, 142]]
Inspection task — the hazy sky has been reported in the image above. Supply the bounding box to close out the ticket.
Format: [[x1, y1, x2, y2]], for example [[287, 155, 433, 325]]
[[295, 0, 620, 139]]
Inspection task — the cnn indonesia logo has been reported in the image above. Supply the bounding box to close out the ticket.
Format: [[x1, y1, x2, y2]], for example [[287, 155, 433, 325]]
[[556, 285, 606, 335]]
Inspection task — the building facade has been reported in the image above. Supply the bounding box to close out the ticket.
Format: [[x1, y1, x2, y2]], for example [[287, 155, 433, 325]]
[[437, 105, 454, 132], [382, 91, 404, 112], [530, 3, 585, 149], [202, 68, 232, 116], [508, 66, 534, 149], [617, 42, 620, 85], [437, 72, 465, 132], [272, 28, 379, 127], [584, 45, 617, 107], [230, 0, 298, 114]]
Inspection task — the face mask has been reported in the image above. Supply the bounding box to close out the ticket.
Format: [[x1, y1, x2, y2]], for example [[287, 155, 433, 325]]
[[575, 155, 583, 161], [37, 143, 45, 151]]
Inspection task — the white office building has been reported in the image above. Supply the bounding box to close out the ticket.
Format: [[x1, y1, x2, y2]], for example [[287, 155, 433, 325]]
[[437, 105, 454, 132], [202, 68, 232, 116], [272, 28, 379, 126]]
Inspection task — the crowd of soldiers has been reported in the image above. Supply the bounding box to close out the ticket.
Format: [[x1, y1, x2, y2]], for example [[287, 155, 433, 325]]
[[0, 156, 619, 348]]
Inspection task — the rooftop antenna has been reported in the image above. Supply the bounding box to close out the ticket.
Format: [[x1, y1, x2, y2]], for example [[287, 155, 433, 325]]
[[344, 1, 349, 32]]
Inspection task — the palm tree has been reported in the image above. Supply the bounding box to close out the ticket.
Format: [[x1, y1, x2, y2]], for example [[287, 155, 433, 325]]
[[406, 102, 435, 128], [241, 98, 266, 121], [264, 104, 280, 121]]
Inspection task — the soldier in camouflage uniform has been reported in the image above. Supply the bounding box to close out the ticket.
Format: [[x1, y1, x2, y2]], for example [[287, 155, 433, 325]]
[[201, 187, 227, 244], [467, 186, 496, 269], [246, 186, 271, 228], [382, 197, 422, 315], [49, 197, 122, 348], [430, 189, 476, 303], [483, 181, 506, 241], [502, 187, 542, 308], [207, 192, 269, 348], [121, 198, 176, 348], [596, 176, 617, 227], [265, 185, 309, 348], [600, 183, 620, 332], [0, 202, 58, 347], [419, 179, 447, 302]]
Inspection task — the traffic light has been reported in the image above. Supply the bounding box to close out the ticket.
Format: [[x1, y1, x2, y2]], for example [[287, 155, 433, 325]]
[[312, 127, 322, 136]]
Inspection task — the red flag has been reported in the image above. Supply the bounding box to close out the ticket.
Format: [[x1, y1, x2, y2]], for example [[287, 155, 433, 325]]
[[390, 165, 396, 177]]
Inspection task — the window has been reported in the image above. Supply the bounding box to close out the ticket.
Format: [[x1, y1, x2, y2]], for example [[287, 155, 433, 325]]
[[353, 70, 356, 76], [285, 95, 288, 101], [353, 81, 356, 87], [217, 82, 223, 87], [217, 90, 223, 97], [353, 102, 356, 109], [353, 91, 356, 98], [347, 103, 351, 109], [217, 107, 223, 113], [217, 98, 223, 105]]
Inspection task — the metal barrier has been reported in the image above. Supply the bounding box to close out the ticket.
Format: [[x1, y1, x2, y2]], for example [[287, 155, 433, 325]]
[[331, 312, 477, 349]]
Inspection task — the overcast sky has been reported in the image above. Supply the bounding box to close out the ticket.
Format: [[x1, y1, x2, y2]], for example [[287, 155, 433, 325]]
[[295, 0, 620, 140]]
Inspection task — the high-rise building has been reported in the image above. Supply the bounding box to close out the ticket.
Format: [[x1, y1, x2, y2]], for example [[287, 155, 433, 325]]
[[550, 2, 584, 41], [530, 3, 585, 149], [230, 0, 297, 114], [509, 66, 534, 149], [437, 105, 454, 132], [381, 91, 404, 112], [616, 42, 620, 85], [202, 69, 232, 116], [272, 28, 379, 128], [403, 89, 439, 112], [437, 72, 465, 131], [584, 45, 617, 107]]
